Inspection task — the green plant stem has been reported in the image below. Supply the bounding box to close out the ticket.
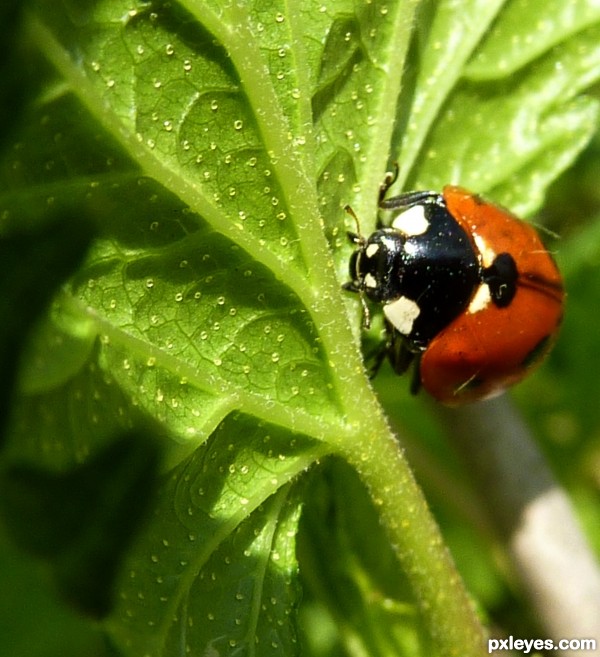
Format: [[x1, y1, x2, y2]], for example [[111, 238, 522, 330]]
[[339, 408, 487, 657]]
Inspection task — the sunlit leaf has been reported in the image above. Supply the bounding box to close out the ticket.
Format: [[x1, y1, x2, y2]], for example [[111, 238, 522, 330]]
[[2, 1, 600, 655]]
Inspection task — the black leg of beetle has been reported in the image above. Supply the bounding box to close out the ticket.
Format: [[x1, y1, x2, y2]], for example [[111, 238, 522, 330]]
[[344, 205, 364, 238], [385, 327, 416, 376], [379, 190, 441, 211], [366, 340, 388, 379], [409, 355, 423, 396], [378, 162, 400, 204]]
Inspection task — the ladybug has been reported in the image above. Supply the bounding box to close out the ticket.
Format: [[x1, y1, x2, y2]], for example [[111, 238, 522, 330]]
[[344, 172, 564, 405]]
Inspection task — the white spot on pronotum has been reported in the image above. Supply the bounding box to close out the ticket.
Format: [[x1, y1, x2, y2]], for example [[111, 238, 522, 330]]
[[365, 243, 379, 258], [364, 273, 377, 288], [468, 283, 491, 314], [384, 296, 420, 335], [473, 233, 496, 268], [392, 205, 429, 236]]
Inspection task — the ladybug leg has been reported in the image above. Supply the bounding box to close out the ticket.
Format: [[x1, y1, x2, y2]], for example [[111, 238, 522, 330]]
[[365, 340, 388, 378], [379, 190, 441, 211], [364, 321, 401, 378], [409, 356, 423, 396], [378, 162, 400, 204], [344, 205, 364, 239], [378, 162, 442, 211], [384, 326, 423, 396], [384, 325, 416, 376], [366, 339, 421, 398]]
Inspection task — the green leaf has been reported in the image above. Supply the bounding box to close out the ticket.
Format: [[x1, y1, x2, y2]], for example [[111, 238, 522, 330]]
[[0, 540, 112, 657], [393, 1, 600, 215], [105, 413, 321, 656], [465, 0, 600, 80], [2, 1, 600, 656], [0, 212, 94, 442], [0, 2, 31, 150], [1, 431, 161, 618]]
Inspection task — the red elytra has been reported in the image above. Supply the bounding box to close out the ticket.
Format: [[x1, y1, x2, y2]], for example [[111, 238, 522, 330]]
[[420, 186, 564, 405]]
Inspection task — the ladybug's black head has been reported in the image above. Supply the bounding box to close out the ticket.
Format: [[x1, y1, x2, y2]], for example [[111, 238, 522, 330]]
[[345, 229, 405, 303]]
